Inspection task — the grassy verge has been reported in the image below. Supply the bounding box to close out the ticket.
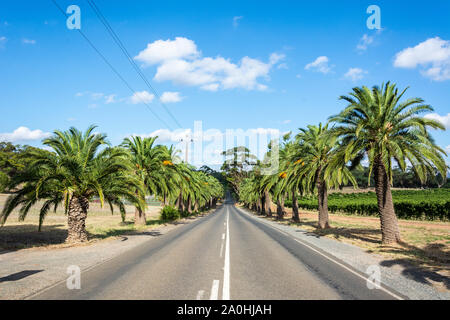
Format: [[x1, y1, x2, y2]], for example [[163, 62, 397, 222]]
[[0, 193, 217, 251], [242, 204, 450, 279], [0, 208, 164, 251]]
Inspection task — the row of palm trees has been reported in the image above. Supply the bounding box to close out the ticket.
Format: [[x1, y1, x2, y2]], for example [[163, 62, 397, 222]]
[[239, 82, 447, 244], [0, 126, 224, 243]]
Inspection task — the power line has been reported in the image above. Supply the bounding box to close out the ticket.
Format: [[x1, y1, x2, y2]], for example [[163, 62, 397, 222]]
[[50, 0, 173, 130], [86, 0, 183, 129]]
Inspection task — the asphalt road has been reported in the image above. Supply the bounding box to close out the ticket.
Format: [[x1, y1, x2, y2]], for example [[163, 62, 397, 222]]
[[32, 198, 402, 300]]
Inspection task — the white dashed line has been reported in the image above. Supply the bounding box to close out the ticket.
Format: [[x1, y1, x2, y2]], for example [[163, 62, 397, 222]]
[[210, 280, 219, 300]]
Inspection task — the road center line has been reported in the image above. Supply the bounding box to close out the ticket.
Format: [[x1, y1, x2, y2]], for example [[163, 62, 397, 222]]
[[220, 241, 224, 257], [196, 290, 205, 300], [222, 207, 230, 300], [210, 280, 219, 300]]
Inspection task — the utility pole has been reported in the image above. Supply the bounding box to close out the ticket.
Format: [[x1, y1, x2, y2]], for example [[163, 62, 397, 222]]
[[181, 135, 193, 164]]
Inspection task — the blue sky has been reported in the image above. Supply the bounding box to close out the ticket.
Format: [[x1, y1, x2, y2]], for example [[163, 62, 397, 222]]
[[0, 0, 449, 165]]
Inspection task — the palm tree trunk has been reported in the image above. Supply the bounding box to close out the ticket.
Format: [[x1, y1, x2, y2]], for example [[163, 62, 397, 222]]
[[317, 178, 330, 229], [134, 206, 146, 225], [292, 190, 299, 222], [261, 195, 266, 215], [194, 200, 199, 212], [281, 194, 286, 215], [276, 198, 283, 220], [187, 196, 192, 214], [264, 190, 272, 217], [176, 192, 184, 212], [134, 191, 146, 226], [66, 195, 89, 243], [374, 156, 401, 244], [256, 198, 261, 214]]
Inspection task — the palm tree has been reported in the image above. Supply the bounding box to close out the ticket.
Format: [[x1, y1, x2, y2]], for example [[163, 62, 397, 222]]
[[1, 126, 143, 242], [330, 82, 447, 244], [121, 136, 169, 225], [279, 136, 307, 222], [295, 123, 357, 229]]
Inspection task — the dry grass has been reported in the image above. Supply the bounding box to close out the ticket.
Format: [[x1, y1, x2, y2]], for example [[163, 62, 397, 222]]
[[0, 193, 166, 251], [251, 204, 450, 278]]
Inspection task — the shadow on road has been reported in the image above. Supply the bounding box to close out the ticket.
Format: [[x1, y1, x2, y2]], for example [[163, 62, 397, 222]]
[[0, 270, 44, 283]]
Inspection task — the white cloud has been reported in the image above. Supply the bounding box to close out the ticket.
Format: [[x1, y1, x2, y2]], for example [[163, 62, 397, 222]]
[[424, 113, 450, 128], [233, 16, 243, 28], [22, 38, 36, 45], [76, 91, 119, 104], [104, 94, 117, 104], [201, 83, 220, 91], [160, 91, 183, 103], [344, 68, 367, 81], [91, 92, 104, 100], [135, 37, 285, 91], [0, 127, 51, 142], [130, 91, 155, 104], [134, 37, 199, 66], [269, 53, 285, 65], [0, 36, 6, 42], [394, 37, 450, 81], [305, 56, 332, 74], [282, 120, 291, 124], [134, 127, 282, 143], [445, 145, 450, 155], [357, 34, 374, 52]]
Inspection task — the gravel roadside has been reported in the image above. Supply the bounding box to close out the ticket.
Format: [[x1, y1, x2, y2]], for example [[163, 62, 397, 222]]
[[237, 206, 449, 300]]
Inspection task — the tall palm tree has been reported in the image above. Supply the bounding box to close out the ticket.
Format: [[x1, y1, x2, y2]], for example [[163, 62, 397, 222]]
[[295, 123, 357, 229], [121, 136, 169, 225], [279, 137, 307, 222], [1, 126, 143, 242], [330, 82, 447, 244]]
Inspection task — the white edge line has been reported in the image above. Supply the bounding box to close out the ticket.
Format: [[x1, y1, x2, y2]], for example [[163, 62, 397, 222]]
[[235, 206, 404, 301]]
